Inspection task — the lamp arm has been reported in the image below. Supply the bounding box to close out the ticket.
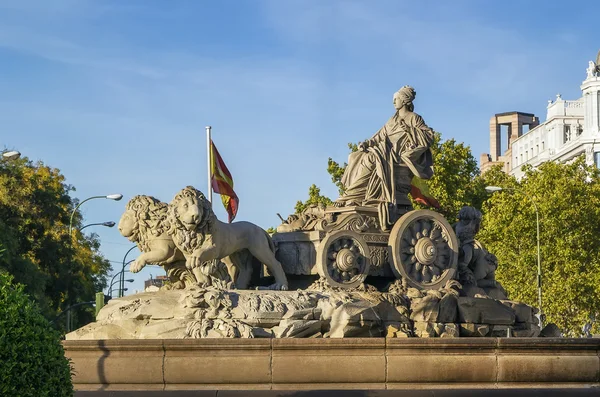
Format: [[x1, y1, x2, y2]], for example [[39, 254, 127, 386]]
[[69, 196, 106, 234]]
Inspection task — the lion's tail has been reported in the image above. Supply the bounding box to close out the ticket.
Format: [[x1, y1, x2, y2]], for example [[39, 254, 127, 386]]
[[262, 229, 276, 253]]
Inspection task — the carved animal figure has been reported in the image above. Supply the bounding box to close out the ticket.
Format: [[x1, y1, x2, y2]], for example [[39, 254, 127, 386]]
[[167, 186, 289, 290], [454, 206, 507, 299], [118, 195, 193, 288]]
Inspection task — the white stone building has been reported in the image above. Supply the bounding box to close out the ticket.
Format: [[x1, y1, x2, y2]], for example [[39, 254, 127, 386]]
[[481, 52, 600, 179]]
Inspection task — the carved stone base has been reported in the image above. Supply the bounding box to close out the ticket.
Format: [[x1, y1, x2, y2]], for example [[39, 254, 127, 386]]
[[67, 283, 542, 340]]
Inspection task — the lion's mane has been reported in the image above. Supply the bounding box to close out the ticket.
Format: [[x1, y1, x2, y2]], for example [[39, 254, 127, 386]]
[[167, 186, 216, 254], [123, 195, 169, 252]]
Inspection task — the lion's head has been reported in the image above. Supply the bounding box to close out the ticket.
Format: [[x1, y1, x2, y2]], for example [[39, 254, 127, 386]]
[[118, 195, 169, 251], [167, 186, 215, 253]]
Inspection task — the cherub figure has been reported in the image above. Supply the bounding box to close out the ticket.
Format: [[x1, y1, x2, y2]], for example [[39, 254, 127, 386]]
[[454, 206, 507, 299]]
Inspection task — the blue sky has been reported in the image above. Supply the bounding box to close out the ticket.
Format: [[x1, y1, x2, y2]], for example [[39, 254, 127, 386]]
[[1, 0, 598, 295]]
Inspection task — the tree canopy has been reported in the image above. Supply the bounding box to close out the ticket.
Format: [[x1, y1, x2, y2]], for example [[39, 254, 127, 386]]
[[0, 156, 110, 329], [479, 158, 600, 336]]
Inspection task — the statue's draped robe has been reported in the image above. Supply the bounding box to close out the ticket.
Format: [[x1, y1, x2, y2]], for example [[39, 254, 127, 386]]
[[340, 111, 435, 207]]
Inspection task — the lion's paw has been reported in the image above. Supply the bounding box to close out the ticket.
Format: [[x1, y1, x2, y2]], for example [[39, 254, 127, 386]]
[[130, 260, 144, 273]]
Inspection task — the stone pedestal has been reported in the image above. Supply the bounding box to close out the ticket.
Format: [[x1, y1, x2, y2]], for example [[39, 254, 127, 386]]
[[64, 338, 600, 391]]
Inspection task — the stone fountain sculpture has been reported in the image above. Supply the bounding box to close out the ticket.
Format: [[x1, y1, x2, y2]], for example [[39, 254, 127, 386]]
[[67, 86, 549, 340]]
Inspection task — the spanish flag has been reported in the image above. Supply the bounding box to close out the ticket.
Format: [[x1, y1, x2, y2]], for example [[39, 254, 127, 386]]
[[410, 176, 440, 209], [210, 141, 239, 222]]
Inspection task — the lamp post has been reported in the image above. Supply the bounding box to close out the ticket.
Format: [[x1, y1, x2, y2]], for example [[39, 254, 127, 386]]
[[108, 263, 133, 297], [110, 288, 127, 296], [485, 186, 543, 324], [1, 150, 21, 160], [108, 275, 133, 298], [120, 246, 137, 298], [80, 221, 116, 232], [68, 194, 123, 235]]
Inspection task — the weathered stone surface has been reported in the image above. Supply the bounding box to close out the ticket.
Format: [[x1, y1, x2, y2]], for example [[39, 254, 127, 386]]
[[457, 297, 515, 325], [540, 323, 562, 337], [440, 323, 459, 338], [458, 323, 491, 337], [66, 338, 600, 390], [408, 286, 459, 324], [272, 319, 321, 338], [500, 300, 535, 323], [413, 322, 459, 338], [385, 322, 411, 338], [67, 285, 412, 340]]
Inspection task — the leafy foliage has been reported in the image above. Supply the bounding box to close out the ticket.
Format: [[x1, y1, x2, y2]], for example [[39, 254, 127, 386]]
[[294, 184, 333, 214], [479, 158, 600, 335], [0, 156, 110, 330], [327, 142, 359, 195], [0, 272, 73, 396], [411, 133, 487, 221]]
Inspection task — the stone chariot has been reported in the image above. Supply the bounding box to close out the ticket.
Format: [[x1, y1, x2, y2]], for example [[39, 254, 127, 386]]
[[273, 206, 459, 290]]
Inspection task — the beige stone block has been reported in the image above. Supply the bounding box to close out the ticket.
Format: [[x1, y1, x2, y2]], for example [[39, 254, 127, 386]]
[[386, 338, 497, 383], [63, 340, 164, 388], [497, 338, 600, 383], [163, 339, 271, 386], [459, 323, 491, 337], [457, 297, 515, 325], [272, 338, 385, 385], [501, 300, 535, 323]]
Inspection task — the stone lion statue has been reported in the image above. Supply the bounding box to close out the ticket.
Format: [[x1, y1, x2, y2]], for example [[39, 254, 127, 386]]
[[167, 186, 289, 290], [118, 195, 194, 289]]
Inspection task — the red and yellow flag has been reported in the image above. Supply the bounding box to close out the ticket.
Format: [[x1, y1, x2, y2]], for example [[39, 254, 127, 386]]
[[410, 176, 440, 209], [210, 141, 239, 222]]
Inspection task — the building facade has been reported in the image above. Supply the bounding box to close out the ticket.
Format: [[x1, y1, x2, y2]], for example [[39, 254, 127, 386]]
[[144, 275, 168, 291], [481, 52, 600, 178]]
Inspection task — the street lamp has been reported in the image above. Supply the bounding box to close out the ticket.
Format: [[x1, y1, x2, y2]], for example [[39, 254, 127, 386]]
[[68, 194, 123, 234], [1, 150, 21, 160], [485, 185, 543, 324], [109, 277, 134, 297], [108, 261, 133, 296], [110, 288, 127, 296], [80, 221, 116, 232], [120, 246, 137, 297]]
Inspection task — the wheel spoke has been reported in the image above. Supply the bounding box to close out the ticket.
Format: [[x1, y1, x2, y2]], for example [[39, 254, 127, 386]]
[[421, 221, 431, 237], [414, 261, 422, 272], [422, 266, 432, 283]]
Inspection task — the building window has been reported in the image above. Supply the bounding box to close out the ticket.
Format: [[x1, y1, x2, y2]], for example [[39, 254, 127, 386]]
[[542, 141, 545, 151], [564, 125, 571, 143], [536, 145, 539, 155], [515, 156, 518, 165], [576, 124, 583, 136], [595, 152, 600, 169], [520, 154, 523, 163]]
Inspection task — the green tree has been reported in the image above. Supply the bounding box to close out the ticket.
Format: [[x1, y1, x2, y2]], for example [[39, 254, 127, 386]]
[[0, 156, 110, 330], [479, 158, 600, 335], [294, 184, 333, 214], [411, 133, 487, 221], [327, 142, 359, 195], [0, 272, 73, 396]]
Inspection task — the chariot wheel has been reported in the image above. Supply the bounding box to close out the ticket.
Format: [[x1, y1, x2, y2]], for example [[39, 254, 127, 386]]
[[388, 209, 458, 290], [317, 230, 371, 289]]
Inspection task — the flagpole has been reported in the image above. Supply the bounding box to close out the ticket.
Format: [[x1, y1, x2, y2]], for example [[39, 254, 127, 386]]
[[206, 125, 213, 205]]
